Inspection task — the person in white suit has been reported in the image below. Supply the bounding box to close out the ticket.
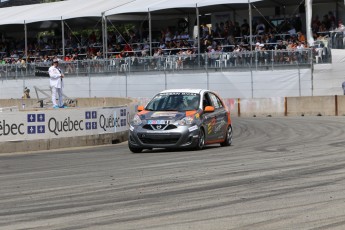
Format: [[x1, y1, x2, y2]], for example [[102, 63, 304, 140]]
[[48, 59, 65, 108]]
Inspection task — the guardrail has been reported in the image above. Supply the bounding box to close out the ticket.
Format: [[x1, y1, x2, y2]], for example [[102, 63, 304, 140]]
[[0, 49, 323, 79]]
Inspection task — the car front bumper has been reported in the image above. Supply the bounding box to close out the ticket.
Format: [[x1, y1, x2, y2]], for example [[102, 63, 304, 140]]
[[128, 125, 200, 149]]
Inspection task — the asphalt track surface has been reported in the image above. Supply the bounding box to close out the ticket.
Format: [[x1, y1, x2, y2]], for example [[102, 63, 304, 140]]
[[1, 116, 345, 230]]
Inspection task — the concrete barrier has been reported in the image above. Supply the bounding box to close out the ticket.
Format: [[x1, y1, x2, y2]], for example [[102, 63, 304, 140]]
[[0, 99, 39, 110], [286, 96, 336, 116], [235, 95, 345, 117], [0, 97, 133, 111], [1, 95, 345, 154], [235, 98, 285, 117], [0, 132, 128, 153], [0, 98, 138, 154], [337, 96, 345, 116], [75, 97, 132, 108]]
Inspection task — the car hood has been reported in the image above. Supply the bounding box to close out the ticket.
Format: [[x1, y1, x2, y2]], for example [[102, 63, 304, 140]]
[[138, 110, 198, 122]]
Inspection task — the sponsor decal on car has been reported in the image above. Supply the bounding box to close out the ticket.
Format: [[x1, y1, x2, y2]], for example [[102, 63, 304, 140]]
[[159, 92, 197, 96], [207, 117, 217, 134], [188, 125, 198, 132], [147, 120, 171, 125], [151, 112, 178, 118], [215, 119, 227, 133]]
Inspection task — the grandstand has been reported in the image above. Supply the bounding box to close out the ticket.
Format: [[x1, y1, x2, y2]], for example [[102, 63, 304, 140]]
[[0, 0, 344, 100]]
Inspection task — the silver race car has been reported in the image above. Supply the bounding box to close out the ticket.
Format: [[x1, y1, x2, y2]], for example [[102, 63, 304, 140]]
[[128, 89, 232, 153]]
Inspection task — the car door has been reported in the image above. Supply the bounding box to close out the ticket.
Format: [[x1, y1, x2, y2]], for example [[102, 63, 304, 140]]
[[203, 92, 228, 142]]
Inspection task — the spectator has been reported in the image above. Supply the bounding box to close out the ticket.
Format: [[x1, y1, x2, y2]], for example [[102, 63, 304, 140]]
[[89, 31, 97, 44], [297, 32, 306, 43], [255, 20, 265, 35], [241, 19, 249, 36], [22, 87, 30, 99], [336, 20, 345, 32], [48, 59, 65, 109]]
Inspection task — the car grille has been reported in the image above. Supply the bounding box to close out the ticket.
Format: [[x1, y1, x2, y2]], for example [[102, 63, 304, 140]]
[[142, 124, 177, 130], [137, 133, 181, 144]]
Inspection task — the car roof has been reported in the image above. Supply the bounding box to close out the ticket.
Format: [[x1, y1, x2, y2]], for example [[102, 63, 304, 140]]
[[159, 89, 209, 95]]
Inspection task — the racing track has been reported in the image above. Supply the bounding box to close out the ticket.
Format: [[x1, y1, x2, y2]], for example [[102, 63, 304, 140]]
[[1, 116, 345, 230]]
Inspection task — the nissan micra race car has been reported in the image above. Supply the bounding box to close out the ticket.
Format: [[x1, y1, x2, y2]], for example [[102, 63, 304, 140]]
[[128, 89, 232, 153]]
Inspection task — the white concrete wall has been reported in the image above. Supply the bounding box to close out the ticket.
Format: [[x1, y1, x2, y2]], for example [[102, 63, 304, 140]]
[[0, 68, 312, 100], [313, 49, 345, 96]]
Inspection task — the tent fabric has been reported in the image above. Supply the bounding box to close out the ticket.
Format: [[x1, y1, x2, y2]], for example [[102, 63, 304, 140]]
[[0, 0, 262, 25], [104, 0, 262, 15], [0, 0, 135, 25]]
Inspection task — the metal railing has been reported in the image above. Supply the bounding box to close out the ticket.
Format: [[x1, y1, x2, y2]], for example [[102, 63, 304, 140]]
[[0, 49, 323, 79], [328, 31, 345, 49]]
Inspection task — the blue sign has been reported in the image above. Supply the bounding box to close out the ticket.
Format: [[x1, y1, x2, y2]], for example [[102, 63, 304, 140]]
[[85, 111, 91, 119], [37, 125, 45, 134], [37, 114, 45, 122], [28, 126, 36, 134], [86, 122, 92, 130], [27, 114, 36, 122], [92, 111, 97, 119]]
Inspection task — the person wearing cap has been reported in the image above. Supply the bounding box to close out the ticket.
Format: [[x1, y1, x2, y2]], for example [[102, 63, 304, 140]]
[[22, 87, 30, 99], [48, 59, 65, 108]]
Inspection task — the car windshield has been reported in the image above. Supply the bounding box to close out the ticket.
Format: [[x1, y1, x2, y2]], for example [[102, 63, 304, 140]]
[[145, 92, 200, 111]]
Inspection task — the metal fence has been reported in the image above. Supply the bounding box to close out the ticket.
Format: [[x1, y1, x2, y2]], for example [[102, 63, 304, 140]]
[[329, 31, 345, 49], [0, 49, 323, 79]]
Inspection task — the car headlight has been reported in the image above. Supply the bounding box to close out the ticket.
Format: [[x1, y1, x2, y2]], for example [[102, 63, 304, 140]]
[[178, 116, 194, 126], [132, 114, 142, 126]]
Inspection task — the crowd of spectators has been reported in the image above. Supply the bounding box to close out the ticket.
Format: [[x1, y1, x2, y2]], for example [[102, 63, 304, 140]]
[[0, 11, 342, 67]]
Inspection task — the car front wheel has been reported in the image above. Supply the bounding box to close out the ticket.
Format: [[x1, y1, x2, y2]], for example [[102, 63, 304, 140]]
[[195, 129, 205, 150], [128, 142, 143, 153]]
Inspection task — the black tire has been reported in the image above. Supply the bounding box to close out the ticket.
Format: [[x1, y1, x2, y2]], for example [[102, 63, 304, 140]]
[[220, 125, 232, 147], [128, 143, 143, 153], [195, 129, 205, 150]]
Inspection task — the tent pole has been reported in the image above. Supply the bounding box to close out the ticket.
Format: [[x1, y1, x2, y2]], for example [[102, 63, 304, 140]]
[[149, 10, 152, 56], [102, 12, 106, 59], [61, 17, 65, 59], [305, 0, 314, 46], [24, 21, 28, 65], [196, 6, 200, 67], [248, 0, 253, 51], [102, 13, 108, 59]]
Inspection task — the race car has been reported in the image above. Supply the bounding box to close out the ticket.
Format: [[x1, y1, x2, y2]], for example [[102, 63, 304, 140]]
[[128, 89, 232, 153]]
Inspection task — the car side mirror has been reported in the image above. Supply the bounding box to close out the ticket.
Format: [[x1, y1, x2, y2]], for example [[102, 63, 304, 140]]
[[137, 105, 144, 112], [204, 106, 215, 113]]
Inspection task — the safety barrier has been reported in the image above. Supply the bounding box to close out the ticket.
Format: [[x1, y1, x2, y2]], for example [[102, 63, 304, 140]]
[[229, 95, 345, 117], [1, 95, 344, 154], [0, 97, 138, 154], [0, 50, 320, 80]]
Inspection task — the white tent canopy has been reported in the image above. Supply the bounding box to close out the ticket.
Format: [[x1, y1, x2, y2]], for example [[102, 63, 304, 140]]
[[104, 0, 262, 15], [0, 0, 263, 25], [0, 0, 135, 25]]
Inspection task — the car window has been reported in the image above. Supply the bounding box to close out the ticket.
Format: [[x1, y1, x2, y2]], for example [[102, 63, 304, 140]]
[[146, 92, 200, 111], [202, 93, 212, 109], [208, 93, 224, 109]]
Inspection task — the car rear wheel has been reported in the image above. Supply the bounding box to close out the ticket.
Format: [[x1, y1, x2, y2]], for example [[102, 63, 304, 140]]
[[220, 125, 232, 147], [195, 129, 205, 150], [128, 143, 143, 153]]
